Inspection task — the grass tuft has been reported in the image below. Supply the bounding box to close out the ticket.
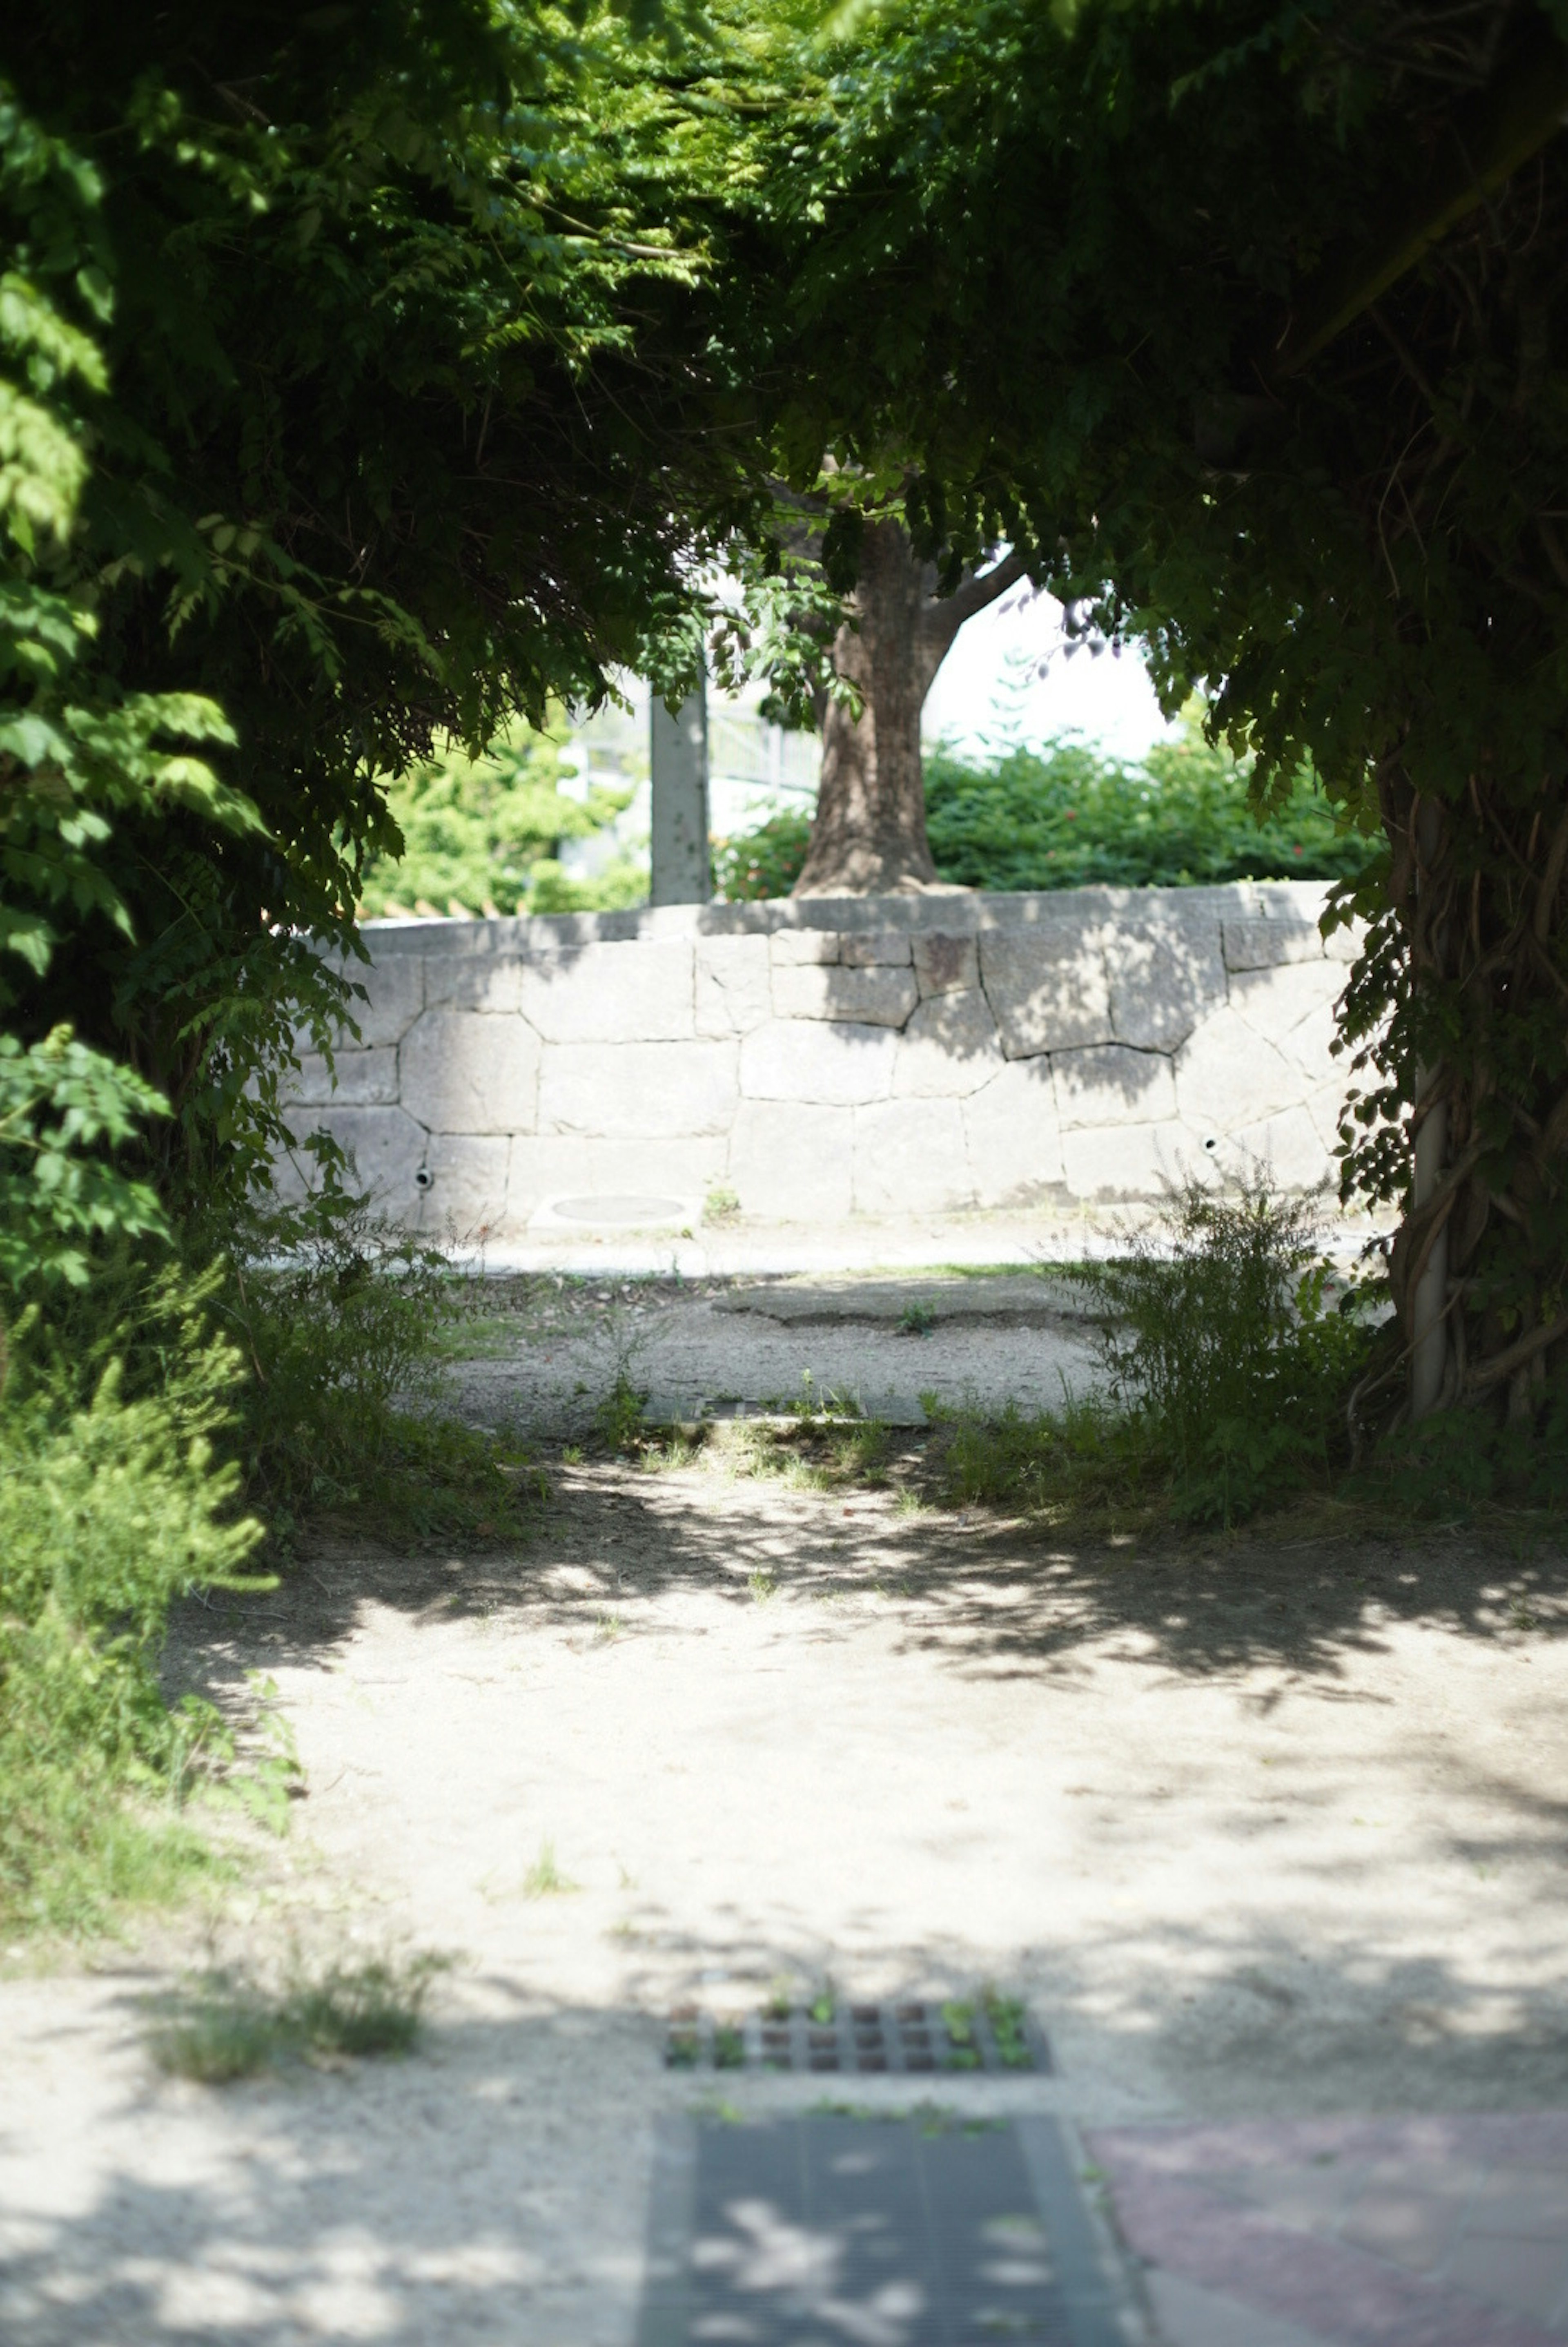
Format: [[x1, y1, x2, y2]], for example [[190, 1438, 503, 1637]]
[[149, 1948, 450, 2083]]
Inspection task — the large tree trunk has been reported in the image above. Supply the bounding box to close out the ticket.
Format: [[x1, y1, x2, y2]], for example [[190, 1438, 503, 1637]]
[[792, 521, 1024, 897]]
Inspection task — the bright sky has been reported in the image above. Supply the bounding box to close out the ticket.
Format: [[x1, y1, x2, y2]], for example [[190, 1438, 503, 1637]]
[[922, 584, 1178, 760]]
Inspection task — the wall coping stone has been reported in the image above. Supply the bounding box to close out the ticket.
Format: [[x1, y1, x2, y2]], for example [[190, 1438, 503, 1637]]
[[356, 879, 1334, 958]]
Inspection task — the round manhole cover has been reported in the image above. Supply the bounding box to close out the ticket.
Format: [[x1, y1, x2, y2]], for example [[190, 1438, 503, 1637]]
[[548, 1194, 686, 1225]]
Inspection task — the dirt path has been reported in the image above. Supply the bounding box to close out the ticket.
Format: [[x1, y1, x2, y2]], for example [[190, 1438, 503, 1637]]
[[3, 1374, 1567, 2343]]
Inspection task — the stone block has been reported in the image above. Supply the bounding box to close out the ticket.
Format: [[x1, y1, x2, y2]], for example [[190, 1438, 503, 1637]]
[[1324, 917, 1366, 964], [342, 953, 423, 1047], [508, 1134, 725, 1224], [770, 929, 840, 966], [726, 1100, 854, 1218], [280, 1105, 428, 1209], [739, 1018, 897, 1105], [1223, 914, 1325, 972], [400, 1011, 540, 1135], [853, 1098, 971, 1214], [1062, 1120, 1208, 1199], [1306, 1082, 1351, 1155], [1225, 1104, 1336, 1191], [422, 952, 522, 1014], [842, 932, 913, 967], [1053, 1044, 1178, 1130], [962, 1060, 1066, 1204], [415, 1135, 512, 1243], [1230, 957, 1342, 1029], [286, 1046, 399, 1108], [771, 964, 920, 1026], [980, 918, 1114, 1056], [1107, 916, 1227, 1050], [519, 940, 694, 1041], [914, 931, 979, 996], [1175, 1004, 1301, 1133], [695, 935, 773, 1036], [891, 991, 1007, 1097], [538, 1040, 738, 1138]]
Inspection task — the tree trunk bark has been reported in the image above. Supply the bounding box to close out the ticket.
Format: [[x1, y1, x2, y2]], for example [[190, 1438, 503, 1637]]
[[791, 522, 1025, 897]]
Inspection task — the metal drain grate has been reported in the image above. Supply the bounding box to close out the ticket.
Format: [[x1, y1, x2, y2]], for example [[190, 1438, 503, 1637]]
[[664, 1996, 1049, 2074]]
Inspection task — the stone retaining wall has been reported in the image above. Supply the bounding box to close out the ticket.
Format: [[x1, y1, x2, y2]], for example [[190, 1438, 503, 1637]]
[[276, 883, 1358, 1236]]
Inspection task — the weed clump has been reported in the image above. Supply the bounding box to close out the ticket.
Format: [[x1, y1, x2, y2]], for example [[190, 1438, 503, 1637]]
[[929, 1178, 1376, 1528], [150, 1949, 449, 2083]]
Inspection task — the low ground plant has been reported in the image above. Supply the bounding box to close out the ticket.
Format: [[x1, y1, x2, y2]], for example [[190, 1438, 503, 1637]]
[[927, 1179, 1378, 1528], [149, 1948, 448, 2084]]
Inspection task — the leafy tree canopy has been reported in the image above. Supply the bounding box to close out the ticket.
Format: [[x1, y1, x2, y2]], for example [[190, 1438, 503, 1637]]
[[735, 0, 1568, 1428]]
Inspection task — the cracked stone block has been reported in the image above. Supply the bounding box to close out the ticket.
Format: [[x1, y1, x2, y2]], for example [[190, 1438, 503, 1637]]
[[1230, 959, 1343, 1035], [1176, 1004, 1301, 1131], [727, 1100, 854, 1217], [1107, 916, 1227, 1050], [340, 952, 424, 1047], [963, 1060, 1066, 1204], [284, 1047, 399, 1109], [279, 1105, 429, 1210], [770, 928, 840, 966], [853, 1097, 972, 1214], [400, 1010, 541, 1135], [980, 919, 1114, 1056], [421, 952, 522, 1014], [695, 935, 773, 1036], [771, 964, 919, 1026], [841, 932, 913, 967], [739, 1018, 898, 1106], [538, 1040, 738, 1138], [1054, 1044, 1178, 1130], [1062, 1120, 1209, 1199], [891, 991, 1007, 1097], [415, 1135, 512, 1242], [914, 931, 979, 997], [519, 940, 694, 1041], [1223, 915, 1325, 972], [1306, 1082, 1350, 1154], [1223, 1105, 1335, 1190]]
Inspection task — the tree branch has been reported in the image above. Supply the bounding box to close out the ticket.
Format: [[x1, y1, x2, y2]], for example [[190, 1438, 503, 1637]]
[[919, 551, 1030, 654]]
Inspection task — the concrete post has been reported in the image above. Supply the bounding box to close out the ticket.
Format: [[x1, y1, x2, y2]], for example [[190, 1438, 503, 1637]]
[[650, 679, 710, 905]]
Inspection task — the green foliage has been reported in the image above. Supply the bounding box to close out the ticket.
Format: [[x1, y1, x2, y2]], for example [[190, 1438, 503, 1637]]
[[1077, 1183, 1375, 1524], [214, 1194, 541, 1553], [928, 1180, 1376, 1528], [714, 723, 1376, 899], [0, 1025, 169, 1298], [746, 0, 1568, 1417], [0, 1269, 265, 1935], [358, 719, 644, 919], [150, 1950, 448, 2083], [922, 728, 1377, 892]]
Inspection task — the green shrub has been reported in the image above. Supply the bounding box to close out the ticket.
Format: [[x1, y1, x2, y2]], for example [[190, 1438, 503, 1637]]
[[0, 1275, 265, 1935], [712, 719, 1380, 900], [214, 1193, 541, 1552], [927, 1180, 1377, 1527], [1076, 1182, 1375, 1523], [357, 720, 643, 919]]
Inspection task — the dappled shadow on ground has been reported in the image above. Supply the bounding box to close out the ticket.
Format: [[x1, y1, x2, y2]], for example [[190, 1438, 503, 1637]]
[[169, 1442, 1568, 1718], [9, 1923, 1568, 2347]]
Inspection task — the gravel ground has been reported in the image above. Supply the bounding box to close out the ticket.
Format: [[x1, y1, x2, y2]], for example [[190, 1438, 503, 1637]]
[[446, 1269, 1102, 1431], [2, 1282, 1565, 2347]]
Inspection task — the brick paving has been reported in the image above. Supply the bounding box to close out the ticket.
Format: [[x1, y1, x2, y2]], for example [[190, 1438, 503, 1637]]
[[1089, 2115, 1568, 2347]]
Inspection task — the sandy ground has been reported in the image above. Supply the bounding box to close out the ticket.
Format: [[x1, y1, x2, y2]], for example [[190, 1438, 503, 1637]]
[[2, 1283, 1566, 2346]]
